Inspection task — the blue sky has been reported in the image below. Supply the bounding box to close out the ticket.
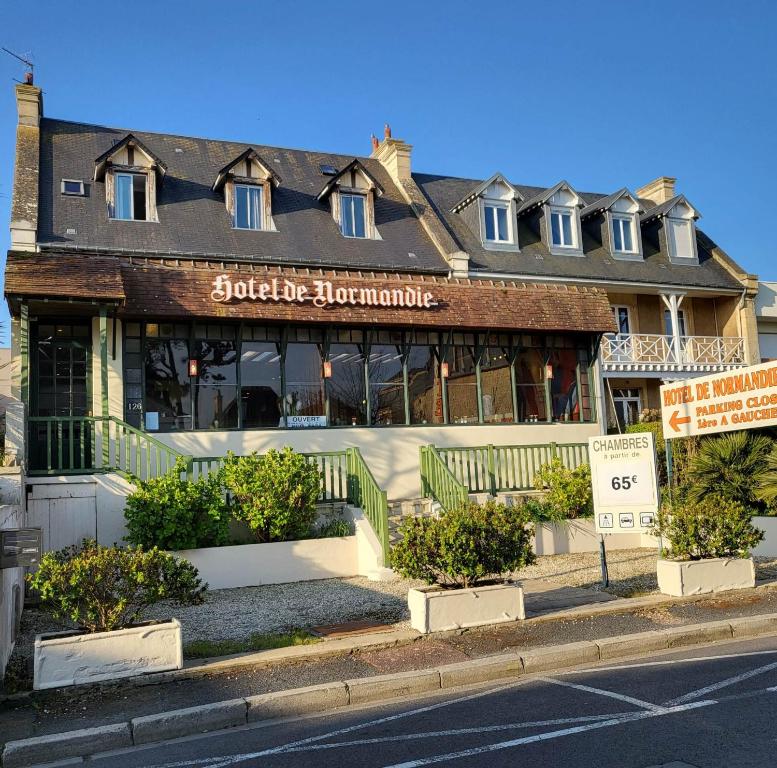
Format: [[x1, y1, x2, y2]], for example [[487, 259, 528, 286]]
[[1, 0, 775, 346]]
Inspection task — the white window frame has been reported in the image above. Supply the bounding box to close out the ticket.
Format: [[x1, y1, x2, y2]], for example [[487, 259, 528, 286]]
[[549, 206, 577, 248], [340, 192, 368, 239], [611, 305, 632, 336], [61, 179, 85, 196], [481, 200, 512, 244], [612, 388, 642, 428], [233, 183, 264, 231], [611, 214, 637, 254], [666, 216, 697, 261], [112, 172, 148, 221]]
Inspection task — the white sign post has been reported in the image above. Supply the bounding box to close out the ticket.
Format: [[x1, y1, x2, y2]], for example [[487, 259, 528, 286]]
[[588, 433, 660, 586], [660, 360, 777, 440]]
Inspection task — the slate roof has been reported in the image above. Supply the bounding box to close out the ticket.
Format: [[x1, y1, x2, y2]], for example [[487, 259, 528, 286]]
[[37, 118, 449, 274], [414, 173, 745, 291]]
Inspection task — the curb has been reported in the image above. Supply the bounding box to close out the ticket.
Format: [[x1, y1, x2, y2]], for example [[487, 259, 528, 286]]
[[4, 613, 777, 767]]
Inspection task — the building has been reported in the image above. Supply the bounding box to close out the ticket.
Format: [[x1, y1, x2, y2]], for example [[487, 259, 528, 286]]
[[756, 283, 777, 362], [4, 80, 759, 525]]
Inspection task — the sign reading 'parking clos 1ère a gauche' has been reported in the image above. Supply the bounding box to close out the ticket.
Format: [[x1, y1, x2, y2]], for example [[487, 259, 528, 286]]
[[660, 360, 777, 439], [210, 273, 439, 309]]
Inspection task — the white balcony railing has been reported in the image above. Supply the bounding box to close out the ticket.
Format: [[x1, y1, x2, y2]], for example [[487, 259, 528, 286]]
[[601, 333, 746, 372]]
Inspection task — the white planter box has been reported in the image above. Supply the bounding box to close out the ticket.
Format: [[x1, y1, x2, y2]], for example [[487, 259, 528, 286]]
[[34, 619, 182, 690], [656, 557, 755, 597], [408, 582, 525, 634]]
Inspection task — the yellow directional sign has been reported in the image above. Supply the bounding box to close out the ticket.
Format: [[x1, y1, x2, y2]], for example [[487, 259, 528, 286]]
[[660, 360, 777, 439]]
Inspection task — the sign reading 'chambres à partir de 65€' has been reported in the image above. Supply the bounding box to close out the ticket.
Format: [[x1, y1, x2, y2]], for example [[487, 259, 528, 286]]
[[660, 360, 777, 439], [588, 432, 659, 535]]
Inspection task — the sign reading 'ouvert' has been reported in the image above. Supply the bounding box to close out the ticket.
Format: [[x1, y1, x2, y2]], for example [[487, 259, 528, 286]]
[[211, 273, 439, 309], [660, 360, 777, 439]]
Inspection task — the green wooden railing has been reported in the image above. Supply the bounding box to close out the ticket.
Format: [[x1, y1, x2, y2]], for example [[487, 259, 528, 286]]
[[346, 447, 390, 567], [426, 441, 590, 501], [419, 445, 469, 514], [27, 416, 390, 563]]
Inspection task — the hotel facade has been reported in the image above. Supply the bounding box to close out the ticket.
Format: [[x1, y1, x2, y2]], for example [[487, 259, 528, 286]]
[[5, 80, 760, 509]]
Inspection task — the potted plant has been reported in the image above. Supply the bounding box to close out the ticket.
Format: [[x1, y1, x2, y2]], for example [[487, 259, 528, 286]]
[[29, 539, 206, 689], [654, 496, 763, 597], [392, 500, 535, 634]]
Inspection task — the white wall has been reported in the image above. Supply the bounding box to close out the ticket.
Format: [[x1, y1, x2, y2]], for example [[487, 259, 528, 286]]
[[155, 422, 600, 499], [0, 468, 24, 678]]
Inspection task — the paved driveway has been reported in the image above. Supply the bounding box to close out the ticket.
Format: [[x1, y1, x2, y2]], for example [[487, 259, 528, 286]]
[[89, 636, 777, 768]]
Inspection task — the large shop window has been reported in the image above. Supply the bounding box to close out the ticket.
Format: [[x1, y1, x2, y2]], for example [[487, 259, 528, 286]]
[[407, 346, 443, 425], [327, 344, 367, 425], [144, 338, 191, 431], [514, 348, 548, 423], [241, 342, 282, 427], [480, 347, 513, 423], [193, 338, 238, 429], [549, 348, 580, 422], [368, 344, 405, 426], [284, 343, 326, 422], [445, 345, 479, 424]]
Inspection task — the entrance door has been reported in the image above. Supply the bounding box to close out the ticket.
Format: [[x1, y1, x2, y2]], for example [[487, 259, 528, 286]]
[[611, 387, 642, 430], [29, 322, 93, 472]]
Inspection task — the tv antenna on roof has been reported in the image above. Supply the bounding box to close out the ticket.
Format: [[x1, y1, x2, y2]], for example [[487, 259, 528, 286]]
[[2, 47, 34, 83]]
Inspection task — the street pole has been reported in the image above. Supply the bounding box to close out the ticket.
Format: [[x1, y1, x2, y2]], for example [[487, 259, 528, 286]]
[[599, 534, 609, 588]]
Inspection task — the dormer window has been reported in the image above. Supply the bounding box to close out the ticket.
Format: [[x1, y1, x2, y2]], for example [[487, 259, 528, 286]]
[[451, 173, 521, 251], [483, 202, 510, 243], [666, 214, 695, 259], [234, 184, 263, 230], [611, 216, 633, 253], [516, 181, 583, 256], [640, 195, 700, 264], [340, 193, 366, 238], [213, 148, 281, 232], [317, 159, 384, 240], [115, 172, 147, 221], [93, 134, 166, 223], [581, 188, 643, 260]]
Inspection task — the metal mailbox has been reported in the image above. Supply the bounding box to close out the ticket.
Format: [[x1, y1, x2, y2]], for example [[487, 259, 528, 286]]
[[0, 528, 42, 568]]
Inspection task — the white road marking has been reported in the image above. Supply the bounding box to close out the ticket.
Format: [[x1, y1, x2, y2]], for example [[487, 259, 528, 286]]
[[664, 659, 777, 706], [537, 676, 666, 712], [379, 700, 716, 768]]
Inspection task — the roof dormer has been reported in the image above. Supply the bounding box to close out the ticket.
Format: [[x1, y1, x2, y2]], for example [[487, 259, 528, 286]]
[[213, 148, 281, 232], [316, 159, 384, 240], [641, 195, 701, 264], [451, 173, 522, 251], [94, 134, 166, 222], [518, 181, 584, 256], [581, 188, 644, 261]]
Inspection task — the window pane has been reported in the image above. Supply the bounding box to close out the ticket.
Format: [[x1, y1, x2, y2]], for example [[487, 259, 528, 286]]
[[515, 348, 547, 422], [194, 386, 238, 429], [341, 195, 354, 237], [249, 186, 262, 229], [668, 219, 693, 258], [407, 346, 443, 424], [352, 195, 366, 238], [445, 346, 478, 424], [132, 174, 147, 220], [550, 212, 561, 246], [496, 206, 508, 241], [195, 340, 237, 385], [285, 343, 325, 420], [578, 348, 592, 422], [561, 212, 573, 245], [328, 343, 366, 425], [484, 206, 496, 240], [240, 342, 282, 427], [481, 347, 513, 423], [613, 219, 623, 251], [549, 349, 579, 421], [144, 339, 191, 431], [115, 174, 132, 219], [235, 185, 249, 229], [616, 307, 630, 334], [621, 218, 633, 251], [368, 344, 405, 425]]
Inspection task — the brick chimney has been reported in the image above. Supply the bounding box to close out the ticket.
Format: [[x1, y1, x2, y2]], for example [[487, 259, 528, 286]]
[[636, 176, 677, 206], [371, 127, 469, 277], [10, 81, 43, 251]]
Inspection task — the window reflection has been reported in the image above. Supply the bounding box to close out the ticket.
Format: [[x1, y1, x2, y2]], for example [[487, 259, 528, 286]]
[[480, 347, 513, 423], [407, 346, 442, 424], [515, 348, 547, 422], [549, 349, 579, 422], [368, 344, 405, 425], [284, 343, 326, 421], [241, 342, 282, 428], [327, 344, 366, 425], [445, 346, 478, 424], [193, 340, 238, 429], [144, 339, 191, 431]]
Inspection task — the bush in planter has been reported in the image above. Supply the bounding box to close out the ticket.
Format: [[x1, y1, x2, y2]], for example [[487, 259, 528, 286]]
[[28, 539, 206, 633], [531, 458, 592, 521], [124, 458, 229, 550], [222, 447, 321, 543], [391, 500, 535, 589], [687, 431, 772, 510], [654, 496, 764, 561]]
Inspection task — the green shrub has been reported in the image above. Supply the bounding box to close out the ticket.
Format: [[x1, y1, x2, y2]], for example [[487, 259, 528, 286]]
[[28, 539, 206, 633], [654, 496, 764, 561], [222, 448, 321, 542], [315, 518, 354, 538], [532, 458, 592, 520], [124, 458, 229, 550], [757, 445, 777, 512], [687, 432, 772, 510], [626, 421, 700, 488], [391, 500, 535, 588]]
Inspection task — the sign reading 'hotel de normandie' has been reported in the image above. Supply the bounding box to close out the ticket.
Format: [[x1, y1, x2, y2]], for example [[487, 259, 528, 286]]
[[210, 273, 439, 309]]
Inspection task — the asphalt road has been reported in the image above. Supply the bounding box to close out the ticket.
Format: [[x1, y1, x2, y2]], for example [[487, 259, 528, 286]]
[[88, 636, 777, 768]]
